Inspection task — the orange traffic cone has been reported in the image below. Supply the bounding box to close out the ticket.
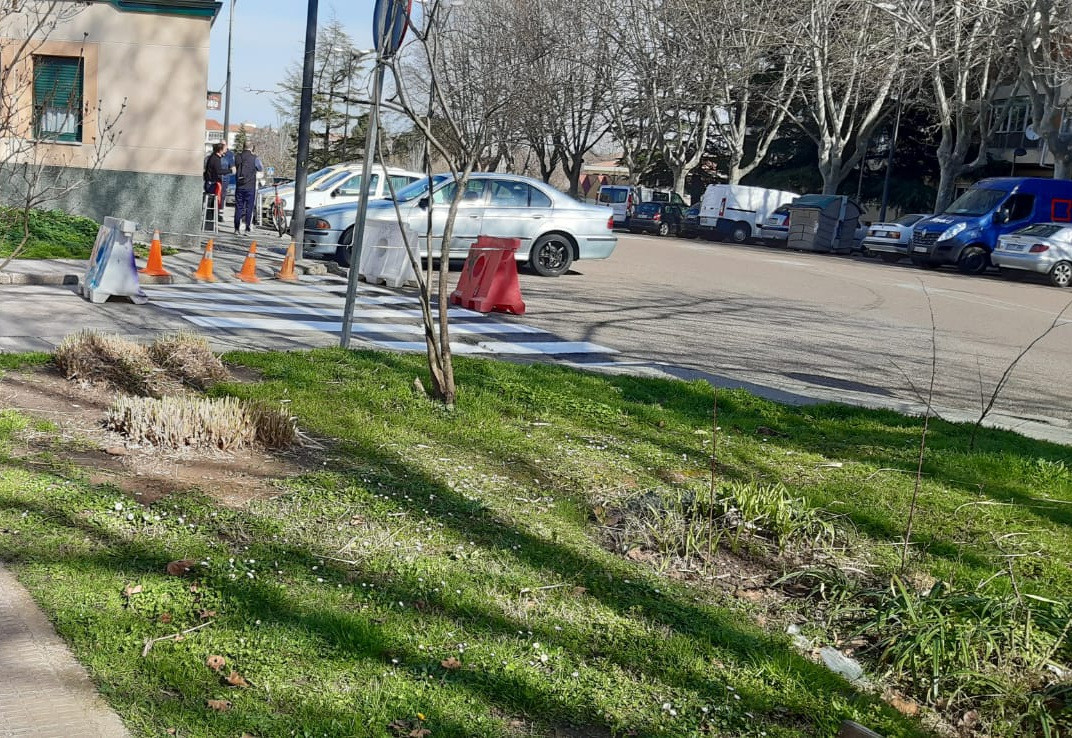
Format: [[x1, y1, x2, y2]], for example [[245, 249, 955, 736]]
[[275, 242, 299, 282], [235, 241, 260, 283], [139, 229, 171, 277], [191, 239, 217, 282]]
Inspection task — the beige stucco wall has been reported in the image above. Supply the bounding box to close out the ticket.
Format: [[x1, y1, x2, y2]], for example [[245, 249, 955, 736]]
[[1, 2, 211, 177]]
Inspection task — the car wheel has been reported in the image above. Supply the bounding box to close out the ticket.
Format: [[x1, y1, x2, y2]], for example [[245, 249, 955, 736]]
[[530, 233, 574, 277], [658, 222, 670, 237], [879, 253, 901, 263], [1050, 260, 1072, 288], [335, 226, 354, 267], [957, 245, 989, 275], [730, 222, 750, 243]]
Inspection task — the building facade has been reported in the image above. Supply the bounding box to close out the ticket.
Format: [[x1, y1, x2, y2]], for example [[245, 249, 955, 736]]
[[0, 0, 221, 239]]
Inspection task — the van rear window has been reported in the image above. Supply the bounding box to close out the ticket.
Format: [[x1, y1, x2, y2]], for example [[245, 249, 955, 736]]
[[599, 188, 628, 204]]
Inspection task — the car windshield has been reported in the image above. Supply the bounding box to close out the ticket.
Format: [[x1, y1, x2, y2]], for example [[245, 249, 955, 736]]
[[1016, 223, 1067, 238], [944, 188, 1006, 216], [392, 175, 452, 202], [306, 167, 337, 187], [895, 214, 925, 226], [312, 171, 353, 192], [598, 188, 628, 204]]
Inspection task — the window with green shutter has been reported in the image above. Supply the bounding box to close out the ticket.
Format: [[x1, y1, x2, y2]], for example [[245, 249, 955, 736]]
[[33, 56, 84, 143]]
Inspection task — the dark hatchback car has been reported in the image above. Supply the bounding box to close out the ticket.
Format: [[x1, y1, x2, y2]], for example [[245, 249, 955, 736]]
[[628, 202, 687, 237], [679, 205, 703, 238]]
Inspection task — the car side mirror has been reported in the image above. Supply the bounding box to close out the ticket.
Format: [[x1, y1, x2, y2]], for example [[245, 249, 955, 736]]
[[995, 209, 1009, 224], [418, 197, 429, 209], [331, 188, 340, 198]]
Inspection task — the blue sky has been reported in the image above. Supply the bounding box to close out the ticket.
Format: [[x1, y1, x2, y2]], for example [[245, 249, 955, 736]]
[[207, 0, 375, 128]]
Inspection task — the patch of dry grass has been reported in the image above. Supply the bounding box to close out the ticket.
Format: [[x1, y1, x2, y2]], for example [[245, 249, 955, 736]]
[[106, 395, 296, 450], [148, 332, 230, 390], [54, 331, 169, 397]]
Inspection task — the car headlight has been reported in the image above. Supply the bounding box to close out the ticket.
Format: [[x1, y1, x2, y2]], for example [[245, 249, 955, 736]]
[[306, 218, 331, 230], [937, 222, 966, 241]]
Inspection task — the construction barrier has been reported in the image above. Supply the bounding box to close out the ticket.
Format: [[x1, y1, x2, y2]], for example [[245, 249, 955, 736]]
[[82, 217, 148, 304], [358, 220, 419, 288], [449, 236, 526, 315]]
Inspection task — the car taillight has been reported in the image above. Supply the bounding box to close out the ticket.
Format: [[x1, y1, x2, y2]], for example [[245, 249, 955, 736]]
[[785, 215, 791, 226], [653, 213, 661, 221], [607, 215, 614, 230], [1029, 243, 1050, 253]]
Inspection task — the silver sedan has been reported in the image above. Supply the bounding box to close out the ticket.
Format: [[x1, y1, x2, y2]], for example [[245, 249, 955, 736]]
[[861, 214, 927, 262], [301, 173, 617, 277], [993, 222, 1072, 288]]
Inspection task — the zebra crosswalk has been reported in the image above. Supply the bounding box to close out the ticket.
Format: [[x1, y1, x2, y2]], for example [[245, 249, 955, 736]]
[[143, 281, 617, 358]]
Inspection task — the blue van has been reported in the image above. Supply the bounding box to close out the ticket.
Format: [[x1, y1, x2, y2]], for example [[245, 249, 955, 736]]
[[910, 177, 1072, 273]]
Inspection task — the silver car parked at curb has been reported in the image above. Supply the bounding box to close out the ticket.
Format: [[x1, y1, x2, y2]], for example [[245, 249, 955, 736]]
[[993, 222, 1072, 288], [301, 172, 618, 277]]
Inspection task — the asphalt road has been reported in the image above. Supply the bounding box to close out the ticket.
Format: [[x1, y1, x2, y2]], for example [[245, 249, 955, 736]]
[[515, 232, 1072, 441]]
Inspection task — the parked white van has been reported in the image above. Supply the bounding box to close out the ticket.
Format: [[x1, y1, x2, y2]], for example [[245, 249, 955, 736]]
[[699, 184, 799, 243]]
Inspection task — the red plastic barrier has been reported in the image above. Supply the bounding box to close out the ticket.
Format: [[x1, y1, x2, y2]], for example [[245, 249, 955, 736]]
[[449, 236, 526, 315]]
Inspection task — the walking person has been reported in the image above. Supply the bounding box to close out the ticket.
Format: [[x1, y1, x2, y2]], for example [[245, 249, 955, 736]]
[[203, 142, 226, 227], [233, 143, 263, 234]]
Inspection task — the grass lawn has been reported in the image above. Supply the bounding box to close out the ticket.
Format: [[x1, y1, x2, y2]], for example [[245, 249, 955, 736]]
[[0, 207, 99, 260], [0, 348, 1070, 737]]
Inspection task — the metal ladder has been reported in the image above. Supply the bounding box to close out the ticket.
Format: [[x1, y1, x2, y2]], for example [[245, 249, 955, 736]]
[[201, 185, 221, 233]]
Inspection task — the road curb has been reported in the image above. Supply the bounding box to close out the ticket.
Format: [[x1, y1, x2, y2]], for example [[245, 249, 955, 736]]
[[0, 272, 80, 286]]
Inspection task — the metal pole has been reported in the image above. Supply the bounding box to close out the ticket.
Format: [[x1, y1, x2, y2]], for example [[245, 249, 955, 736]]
[[339, 60, 384, 349], [856, 138, 868, 203], [879, 90, 903, 223], [222, 0, 235, 145], [291, 0, 319, 265]]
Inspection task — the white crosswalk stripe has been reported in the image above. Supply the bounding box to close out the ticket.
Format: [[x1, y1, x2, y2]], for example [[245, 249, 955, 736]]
[[144, 283, 617, 358]]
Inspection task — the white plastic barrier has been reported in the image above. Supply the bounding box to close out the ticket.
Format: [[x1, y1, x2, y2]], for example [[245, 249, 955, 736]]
[[358, 220, 419, 288], [82, 217, 147, 304]]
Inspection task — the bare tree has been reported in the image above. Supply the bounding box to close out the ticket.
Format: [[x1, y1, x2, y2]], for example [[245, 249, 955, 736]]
[[0, 1, 124, 271], [1010, 0, 1072, 179], [876, 0, 1014, 212], [380, 0, 534, 405], [789, 0, 908, 194]]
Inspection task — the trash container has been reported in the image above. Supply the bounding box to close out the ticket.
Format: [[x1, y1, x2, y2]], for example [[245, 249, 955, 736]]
[[786, 195, 862, 254]]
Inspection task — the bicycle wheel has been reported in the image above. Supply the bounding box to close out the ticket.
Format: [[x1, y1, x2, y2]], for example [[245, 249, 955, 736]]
[[272, 205, 287, 237]]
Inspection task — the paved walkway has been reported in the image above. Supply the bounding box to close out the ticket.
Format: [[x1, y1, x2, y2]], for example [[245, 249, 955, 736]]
[[0, 564, 130, 737]]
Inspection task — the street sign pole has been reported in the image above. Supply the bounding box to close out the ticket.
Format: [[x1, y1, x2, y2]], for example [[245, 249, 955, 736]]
[[340, 0, 412, 349], [291, 0, 320, 267]]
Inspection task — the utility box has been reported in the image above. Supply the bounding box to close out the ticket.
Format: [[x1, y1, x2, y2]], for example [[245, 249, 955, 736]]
[[786, 195, 862, 254]]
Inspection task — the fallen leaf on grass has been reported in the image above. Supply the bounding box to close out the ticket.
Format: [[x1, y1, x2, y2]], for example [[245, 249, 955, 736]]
[[409, 730, 431, 737], [225, 670, 249, 687], [159, 613, 172, 624], [572, 586, 588, 596], [166, 730, 176, 736], [205, 654, 226, 672], [166, 560, 197, 576], [122, 584, 143, 597], [886, 694, 919, 717], [199, 609, 216, 620], [440, 656, 461, 670], [206, 699, 231, 712]]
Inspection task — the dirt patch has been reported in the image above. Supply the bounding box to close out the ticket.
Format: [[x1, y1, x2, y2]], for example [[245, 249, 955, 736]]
[[1, 366, 307, 506]]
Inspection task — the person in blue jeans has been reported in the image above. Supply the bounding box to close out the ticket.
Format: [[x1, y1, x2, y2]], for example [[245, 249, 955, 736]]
[[233, 143, 263, 234]]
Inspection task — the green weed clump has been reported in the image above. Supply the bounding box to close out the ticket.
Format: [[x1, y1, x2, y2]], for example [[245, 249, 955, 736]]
[[0, 206, 99, 260], [860, 577, 1072, 736]]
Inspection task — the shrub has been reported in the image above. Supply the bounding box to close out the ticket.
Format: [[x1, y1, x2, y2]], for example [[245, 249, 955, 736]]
[[54, 331, 167, 397], [106, 395, 297, 450]]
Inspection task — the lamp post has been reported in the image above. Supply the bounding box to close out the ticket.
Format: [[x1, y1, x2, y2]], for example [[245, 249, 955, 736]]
[[290, 0, 320, 266], [222, 0, 235, 147]]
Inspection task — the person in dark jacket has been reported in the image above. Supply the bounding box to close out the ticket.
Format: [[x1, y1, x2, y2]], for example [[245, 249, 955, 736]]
[[203, 143, 226, 224], [233, 144, 263, 234]]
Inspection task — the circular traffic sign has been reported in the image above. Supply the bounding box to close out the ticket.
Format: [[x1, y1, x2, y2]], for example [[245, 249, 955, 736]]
[[373, 0, 413, 59]]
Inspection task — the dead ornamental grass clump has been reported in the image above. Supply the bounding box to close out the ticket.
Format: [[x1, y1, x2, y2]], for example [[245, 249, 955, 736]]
[[148, 332, 230, 390], [54, 331, 167, 397], [107, 395, 297, 450]]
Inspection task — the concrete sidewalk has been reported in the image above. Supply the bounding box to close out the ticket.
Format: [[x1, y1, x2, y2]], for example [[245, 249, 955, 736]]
[[0, 564, 130, 737]]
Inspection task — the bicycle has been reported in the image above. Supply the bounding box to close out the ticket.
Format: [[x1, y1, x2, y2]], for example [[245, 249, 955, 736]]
[[270, 182, 288, 237]]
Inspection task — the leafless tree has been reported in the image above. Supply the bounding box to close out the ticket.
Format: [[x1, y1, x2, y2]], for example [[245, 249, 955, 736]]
[[379, 0, 535, 406], [876, 0, 1015, 212], [788, 0, 908, 194], [0, 1, 124, 271], [248, 118, 296, 179], [1009, 0, 1072, 179]]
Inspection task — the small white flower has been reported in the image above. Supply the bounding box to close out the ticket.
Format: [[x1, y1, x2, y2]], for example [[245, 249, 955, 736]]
[[316, 577, 324, 583]]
